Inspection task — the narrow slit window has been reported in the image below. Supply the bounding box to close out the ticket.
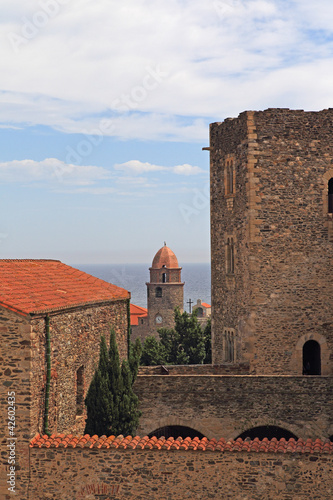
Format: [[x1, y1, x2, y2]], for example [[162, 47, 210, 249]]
[[226, 238, 235, 274], [328, 178, 333, 213]]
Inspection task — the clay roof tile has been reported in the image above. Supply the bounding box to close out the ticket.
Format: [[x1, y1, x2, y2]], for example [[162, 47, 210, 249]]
[[0, 259, 129, 316], [29, 434, 333, 455]]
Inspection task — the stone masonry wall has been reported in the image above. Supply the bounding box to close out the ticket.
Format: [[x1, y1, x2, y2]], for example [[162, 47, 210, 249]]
[[210, 109, 333, 374], [134, 375, 333, 440], [146, 283, 184, 339], [29, 446, 333, 500], [248, 109, 333, 375], [30, 300, 129, 438], [210, 112, 251, 366], [0, 307, 31, 500]]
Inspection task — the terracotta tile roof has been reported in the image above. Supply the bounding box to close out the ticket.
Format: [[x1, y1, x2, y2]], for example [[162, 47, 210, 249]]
[[30, 434, 333, 454], [201, 302, 211, 308], [130, 304, 147, 326], [151, 243, 179, 269], [0, 259, 130, 316]]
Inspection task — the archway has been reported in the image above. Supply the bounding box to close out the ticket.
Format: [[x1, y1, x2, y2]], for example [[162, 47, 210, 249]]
[[236, 426, 298, 441], [148, 425, 205, 440], [303, 340, 321, 375]]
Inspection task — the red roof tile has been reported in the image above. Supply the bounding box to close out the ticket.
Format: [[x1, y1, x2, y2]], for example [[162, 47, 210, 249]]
[[0, 259, 130, 316], [30, 434, 333, 454], [130, 303, 147, 326], [151, 243, 179, 269], [201, 302, 211, 308]]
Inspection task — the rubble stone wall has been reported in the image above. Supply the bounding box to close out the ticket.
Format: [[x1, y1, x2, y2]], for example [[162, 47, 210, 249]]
[[29, 447, 333, 500]]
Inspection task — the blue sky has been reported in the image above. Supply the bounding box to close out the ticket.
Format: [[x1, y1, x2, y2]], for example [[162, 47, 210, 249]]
[[1, 0, 333, 263]]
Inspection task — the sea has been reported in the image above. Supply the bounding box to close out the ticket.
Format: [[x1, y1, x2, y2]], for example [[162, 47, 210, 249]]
[[75, 263, 211, 312]]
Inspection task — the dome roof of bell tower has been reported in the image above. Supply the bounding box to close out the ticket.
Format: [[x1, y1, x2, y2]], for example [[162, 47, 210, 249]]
[[151, 242, 179, 269]]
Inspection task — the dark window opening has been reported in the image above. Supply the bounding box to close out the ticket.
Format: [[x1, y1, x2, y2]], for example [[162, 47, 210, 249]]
[[76, 366, 84, 415], [155, 287, 162, 298], [148, 425, 205, 440], [328, 178, 333, 213], [303, 340, 321, 375], [196, 307, 204, 317], [329, 435, 333, 442], [162, 273, 167, 283], [236, 426, 298, 441]]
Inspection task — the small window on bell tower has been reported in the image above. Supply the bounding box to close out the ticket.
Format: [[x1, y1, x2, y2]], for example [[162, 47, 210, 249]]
[[156, 287, 162, 297]]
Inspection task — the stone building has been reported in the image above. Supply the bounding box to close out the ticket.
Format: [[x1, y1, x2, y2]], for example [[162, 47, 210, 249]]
[[208, 108, 333, 374], [0, 259, 130, 498], [131, 243, 184, 341], [135, 108, 332, 445]]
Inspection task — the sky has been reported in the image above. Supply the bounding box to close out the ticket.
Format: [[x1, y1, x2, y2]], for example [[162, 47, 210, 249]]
[[1, 0, 333, 264]]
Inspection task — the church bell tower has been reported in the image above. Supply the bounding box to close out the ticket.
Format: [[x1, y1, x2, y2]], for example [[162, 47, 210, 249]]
[[146, 243, 184, 338]]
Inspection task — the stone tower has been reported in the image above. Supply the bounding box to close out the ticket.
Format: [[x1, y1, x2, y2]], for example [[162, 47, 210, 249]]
[[146, 243, 184, 338], [209, 108, 333, 375]]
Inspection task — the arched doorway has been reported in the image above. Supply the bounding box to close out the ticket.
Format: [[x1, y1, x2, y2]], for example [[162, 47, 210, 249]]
[[236, 426, 298, 441], [303, 340, 321, 375], [148, 425, 205, 440]]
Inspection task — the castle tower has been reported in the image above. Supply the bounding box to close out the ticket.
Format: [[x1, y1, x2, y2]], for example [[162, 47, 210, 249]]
[[146, 243, 184, 338], [209, 108, 333, 375]]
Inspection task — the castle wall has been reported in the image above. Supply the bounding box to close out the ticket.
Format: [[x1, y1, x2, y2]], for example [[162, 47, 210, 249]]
[[134, 375, 333, 440], [210, 112, 252, 366], [30, 300, 129, 437], [0, 307, 31, 500], [29, 446, 333, 500], [210, 109, 333, 373]]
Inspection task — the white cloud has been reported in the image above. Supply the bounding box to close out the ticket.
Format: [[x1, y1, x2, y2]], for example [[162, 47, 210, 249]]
[[1, 1, 333, 141], [115, 160, 205, 175], [114, 160, 165, 174], [0, 158, 110, 185]]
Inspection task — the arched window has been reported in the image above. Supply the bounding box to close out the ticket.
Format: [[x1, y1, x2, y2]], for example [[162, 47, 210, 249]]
[[303, 340, 321, 375], [162, 273, 167, 283], [76, 366, 84, 415], [196, 307, 204, 317], [155, 287, 162, 298], [328, 178, 333, 213]]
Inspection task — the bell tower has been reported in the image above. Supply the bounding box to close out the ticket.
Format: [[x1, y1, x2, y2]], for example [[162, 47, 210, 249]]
[[146, 243, 184, 338]]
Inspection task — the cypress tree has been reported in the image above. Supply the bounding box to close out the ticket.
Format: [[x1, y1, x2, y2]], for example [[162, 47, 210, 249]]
[[84, 336, 112, 435], [85, 330, 141, 436]]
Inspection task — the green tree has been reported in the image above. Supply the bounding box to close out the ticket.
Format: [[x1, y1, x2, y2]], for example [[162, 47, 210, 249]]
[[140, 336, 167, 366], [85, 330, 141, 436], [140, 308, 211, 366], [173, 308, 205, 364]]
